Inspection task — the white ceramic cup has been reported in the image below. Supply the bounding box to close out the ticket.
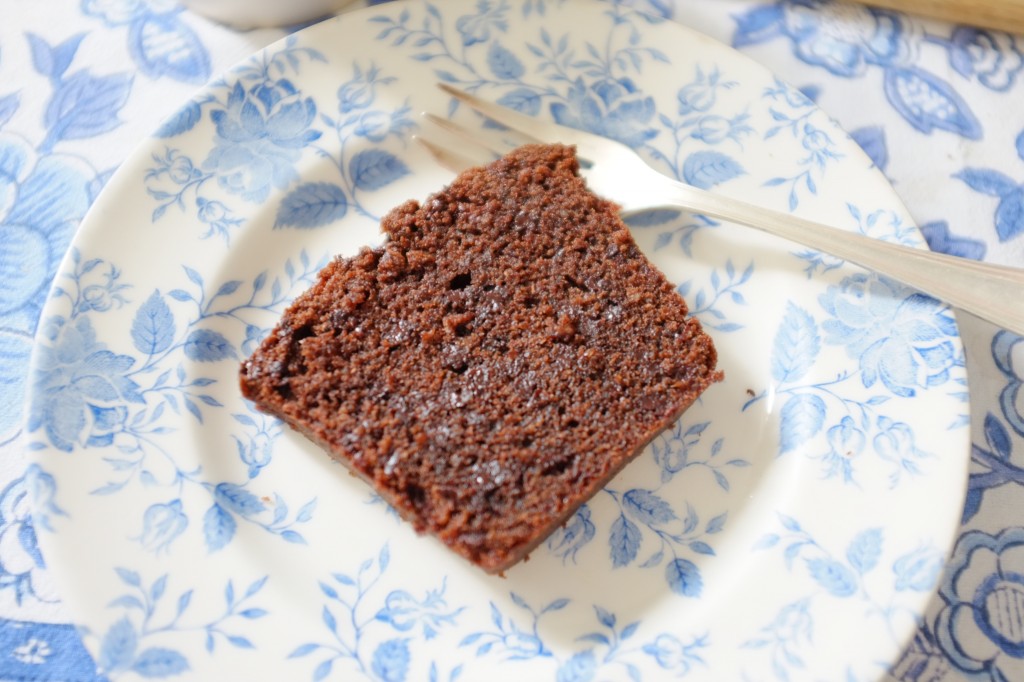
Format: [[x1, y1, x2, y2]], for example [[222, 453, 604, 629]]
[[180, 0, 362, 28]]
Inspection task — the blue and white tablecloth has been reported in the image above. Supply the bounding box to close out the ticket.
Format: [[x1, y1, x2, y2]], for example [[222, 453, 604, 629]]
[[1, 0, 1022, 680]]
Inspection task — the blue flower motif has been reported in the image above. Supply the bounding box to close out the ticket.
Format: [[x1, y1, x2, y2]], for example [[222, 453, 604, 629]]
[[0, 133, 96, 320], [556, 650, 596, 682], [134, 499, 188, 554], [893, 545, 943, 592], [818, 274, 959, 397], [374, 580, 463, 639], [454, 0, 510, 46], [371, 638, 410, 682], [935, 528, 1024, 678], [947, 27, 1024, 92], [993, 331, 1024, 438], [546, 504, 595, 564], [551, 77, 657, 149], [800, 123, 834, 157], [337, 63, 395, 114], [820, 416, 865, 482], [84, 1, 211, 83], [0, 465, 63, 604], [779, 0, 914, 77], [676, 66, 733, 115], [203, 80, 321, 203], [196, 197, 242, 238], [642, 633, 708, 675], [82, 0, 152, 26], [872, 416, 930, 478], [28, 315, 144, 451], [689, 114, 752, 145]]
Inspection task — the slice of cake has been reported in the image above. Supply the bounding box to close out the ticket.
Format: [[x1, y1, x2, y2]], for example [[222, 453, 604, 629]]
[[240, 144, 722, 573]]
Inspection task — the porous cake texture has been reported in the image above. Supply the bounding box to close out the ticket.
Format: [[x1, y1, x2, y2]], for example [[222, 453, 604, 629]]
[[240, 144, 722, 573]]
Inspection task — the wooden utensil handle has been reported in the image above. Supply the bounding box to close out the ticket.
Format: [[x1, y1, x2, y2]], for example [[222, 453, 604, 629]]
[[859, 0, 1024, 34]]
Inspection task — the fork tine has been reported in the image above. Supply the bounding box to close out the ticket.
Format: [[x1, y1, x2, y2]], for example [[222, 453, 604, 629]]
[[422, 113, 508, 159], [414, 135, 480, 175], [437, 83, 610, 155], [416, 112, 503, 174]]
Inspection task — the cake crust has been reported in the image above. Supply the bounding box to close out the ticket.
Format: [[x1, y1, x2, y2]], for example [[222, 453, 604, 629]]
[[240, 144, 722, 573]]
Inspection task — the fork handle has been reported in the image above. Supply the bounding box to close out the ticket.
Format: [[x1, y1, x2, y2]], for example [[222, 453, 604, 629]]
[[654, 178, 1024, 336]]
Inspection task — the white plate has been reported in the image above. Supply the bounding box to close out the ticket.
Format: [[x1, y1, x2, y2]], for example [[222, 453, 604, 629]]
[[26, 1, 970, 679]]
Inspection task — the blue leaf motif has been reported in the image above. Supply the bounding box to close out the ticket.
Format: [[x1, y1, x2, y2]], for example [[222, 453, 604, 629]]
[[275, 183, 348, 229], [772, 303, 820, 383], [996, 187, 1024, 241], [542, 598, 570, 613], [0, 93, 20, 128], [850, 126, 888, 171], [216, 280, 242, 297], [487, 42, 525, 79], [609, 514, 641, 568], [214, 483, 266, 516], [953, 168, 1016, 197], [704, 512, 729, 532], [984, 412, 1012, 459], [296, 499, 317, 523], [239, 606, 268, 618], [226, 635, 254, 649], [131, 291, 175, 355], [313, 659, 333, 682], [779, 514, 802, 532], [322, 605, 338, 633], [44, 71, 133, 147], [665, 558, 702, 597], [682, 151, 745, 190], [920, 221, 987, 260], [846, 528, 883, 574], [99, 617, 138, 672], [622, 489, 676, 526], [958, 483, 983, 520], [128, 13, 211, 84], [731, 5, 783, 48], [132, 647, 190, 677], [806, 558, 857, 597], [779, 394, 826, 454], [623, 209, 682, 228], [280, 528, 307, 544], [27, 33, 84, 80], [883, 67, 982, 140], [116, 567, 142, 587], [289, 643, 318, 658], [156, 101, 202, 138], [372, 639, 410, 682], [184, 329, 235, 362], [350, 150, 410, 192], [689, 540, 715, 556], [150, 575, 167, 602], [495, 88, 540, 116], [176, 590, 192, 617], [203, 503, 236, 552]]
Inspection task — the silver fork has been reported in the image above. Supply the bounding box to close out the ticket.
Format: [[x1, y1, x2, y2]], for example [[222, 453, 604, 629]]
[[418, 83, 1024, 337]]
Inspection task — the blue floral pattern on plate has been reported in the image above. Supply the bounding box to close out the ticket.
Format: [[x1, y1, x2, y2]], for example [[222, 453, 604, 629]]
[[22, 1, 970, 680], [732, 0, 988, 139]]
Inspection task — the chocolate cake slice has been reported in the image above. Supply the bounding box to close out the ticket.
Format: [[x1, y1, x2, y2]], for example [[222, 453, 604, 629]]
[[240, 144, 722, 573]]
